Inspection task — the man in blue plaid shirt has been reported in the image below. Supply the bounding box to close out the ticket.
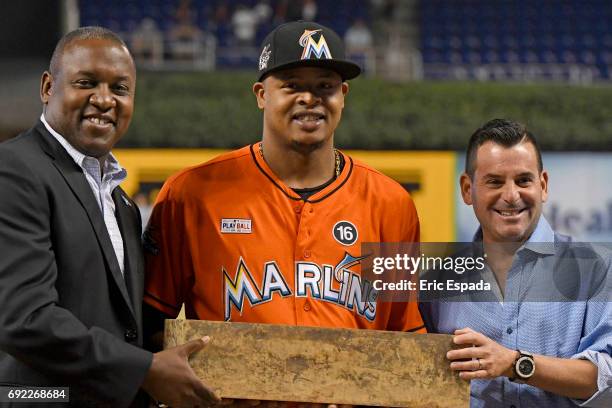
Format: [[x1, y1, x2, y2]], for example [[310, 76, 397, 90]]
[[420, 118, 612, 407]]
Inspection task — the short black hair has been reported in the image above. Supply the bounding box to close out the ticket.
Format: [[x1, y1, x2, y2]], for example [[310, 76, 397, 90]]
[[465, 118, 543, 177], [49, 26, 130, 76]]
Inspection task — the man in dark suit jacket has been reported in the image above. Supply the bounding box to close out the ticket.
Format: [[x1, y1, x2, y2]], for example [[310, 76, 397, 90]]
[[0, 27, 220, 407]]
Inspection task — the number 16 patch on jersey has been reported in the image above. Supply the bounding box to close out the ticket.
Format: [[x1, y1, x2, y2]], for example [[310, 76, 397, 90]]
[[333, 220, 358, 246]]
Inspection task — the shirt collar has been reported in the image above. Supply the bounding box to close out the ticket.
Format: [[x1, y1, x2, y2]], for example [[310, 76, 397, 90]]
[[40, 113, 126, 180], [102, 152, 127, 181], [472, 216, 555, 255], [522, 216, 555, 255]]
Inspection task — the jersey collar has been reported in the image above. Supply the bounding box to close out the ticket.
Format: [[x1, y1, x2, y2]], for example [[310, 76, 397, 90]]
[[249, 143, 353, 203]]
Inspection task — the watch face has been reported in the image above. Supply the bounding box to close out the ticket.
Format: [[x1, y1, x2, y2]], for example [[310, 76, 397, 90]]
[[518, 357, 535, 377]]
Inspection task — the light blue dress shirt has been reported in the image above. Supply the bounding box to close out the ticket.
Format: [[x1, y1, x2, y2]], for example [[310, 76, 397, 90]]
[[420, 217, 612, 407], [40, 114, 127, 275]]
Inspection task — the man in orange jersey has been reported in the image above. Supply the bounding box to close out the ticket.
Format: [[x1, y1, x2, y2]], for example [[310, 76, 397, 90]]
[[143, 20, 425, 393]]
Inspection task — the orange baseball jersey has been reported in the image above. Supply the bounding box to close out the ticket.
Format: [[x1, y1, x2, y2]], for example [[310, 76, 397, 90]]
[[144, 143, 425, 332]]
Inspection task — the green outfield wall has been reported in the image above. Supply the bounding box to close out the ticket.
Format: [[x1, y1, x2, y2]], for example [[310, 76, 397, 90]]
[[122, 71, 612, 150]]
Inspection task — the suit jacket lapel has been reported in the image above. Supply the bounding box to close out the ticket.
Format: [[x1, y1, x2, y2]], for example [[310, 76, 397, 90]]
[[34, 122, 135, 318], [113, 188, 143, 324]]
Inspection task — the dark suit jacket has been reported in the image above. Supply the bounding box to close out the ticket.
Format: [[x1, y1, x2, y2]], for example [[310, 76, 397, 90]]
[[0, 122, 152, 407]]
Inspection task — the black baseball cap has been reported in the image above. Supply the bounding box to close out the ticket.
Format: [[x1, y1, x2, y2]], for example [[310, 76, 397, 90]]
[[257, 21, 361, 81]]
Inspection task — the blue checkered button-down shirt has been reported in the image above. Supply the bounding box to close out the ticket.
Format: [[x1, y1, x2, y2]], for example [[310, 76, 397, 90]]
[[41, 114, 126, 275], [420, 217, 612, 407]]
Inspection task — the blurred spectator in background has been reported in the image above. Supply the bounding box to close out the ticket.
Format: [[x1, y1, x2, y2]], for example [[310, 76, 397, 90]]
[[273, 0, 288, 25], [302, 0, 318, 21], [286, 0, 317, 22], [232, 4, 258, 47], [211, 3, 231, 47], [285, 0, 302, 21], [168, 0, 204, 61], [345, 18, 373, 55], [131, 18, 164, 67], [254, 0, 273, 25], [345, 18, 374, 75], [382, 0, 398, 21]]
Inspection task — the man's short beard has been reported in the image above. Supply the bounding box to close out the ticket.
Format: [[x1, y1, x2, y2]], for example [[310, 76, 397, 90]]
[[290, 140, 326, 155]]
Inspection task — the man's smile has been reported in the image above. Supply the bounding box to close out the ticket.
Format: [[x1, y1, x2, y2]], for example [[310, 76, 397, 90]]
[[82, 113, 115, 130], [291, 110, 326, 130], [493, 208, 527, 218]]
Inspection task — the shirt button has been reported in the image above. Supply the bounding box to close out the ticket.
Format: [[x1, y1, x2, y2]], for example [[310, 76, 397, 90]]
[[124, 328, 137, 341], [303, 302, 311, 311], [294, 206, 302, 214], [507, 327, 513, 334], [304, 250, 311, 258]]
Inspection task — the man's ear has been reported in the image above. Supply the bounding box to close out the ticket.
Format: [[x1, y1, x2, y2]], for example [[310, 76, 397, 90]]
[[340, 82, 349, 109], [342, 81, 349, 96], [40, 71, 53, 104], [540, 170, 549, 203], [253, 82, 265, 110], [460, 172, 473, 205]]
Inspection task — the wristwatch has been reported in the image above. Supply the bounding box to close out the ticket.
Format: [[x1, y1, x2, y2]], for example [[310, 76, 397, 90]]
[[510, 350, 536, 382]]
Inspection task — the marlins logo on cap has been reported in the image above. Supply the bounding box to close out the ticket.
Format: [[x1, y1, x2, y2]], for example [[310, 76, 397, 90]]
[[299, 29, 332, 60], [256, 21, 361, 81]]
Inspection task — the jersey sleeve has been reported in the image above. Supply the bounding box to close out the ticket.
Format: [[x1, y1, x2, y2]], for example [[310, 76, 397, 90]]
[[399, 190, 420, 244], [143, 178, 192, 318]]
